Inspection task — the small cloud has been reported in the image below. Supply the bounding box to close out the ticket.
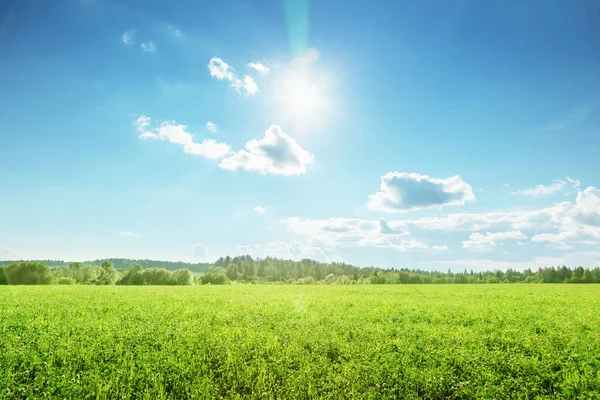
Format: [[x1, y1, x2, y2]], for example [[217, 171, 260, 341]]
[[119, 231, 139, 237], [122, 30, 135, 46], [378, 218, 407, 235], [206, 121, 217, 133], [209, 57, 260, 96], [541, 102, 595, 132], [168, 26, 182, 37], [253, 206, 268, 214], [432, 245, 449, 251], [136, 115, 231, 159], [219, 125, 314, 176], [566, 177, 581, 189], [503, 183, 510, 187], [514, 180, 565, 196], [462, 231, 527, 252], [242, 75, 258, 96], [247, 62, 269, 74], [208, 57, 235, 81], [140, 41, 156, 53], [193, 243, 208, 258], [367, 172, 475, 213]]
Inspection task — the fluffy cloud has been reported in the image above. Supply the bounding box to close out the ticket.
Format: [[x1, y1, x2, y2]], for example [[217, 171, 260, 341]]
[[208, 57, 235, 81], [247, 62, 269, 74], [514, 180, 565, 196], [282, 217, 432, 252], [140, 41, 156, 53], [136, 115, 230, 159], [367, 172, 475, 212], [253, 206, 268, 214], [219, 125, 314, 175], [208, 58, 259, 96], [531, 187, 600, 246], [462, 231, 527, 252], [206, 121, 217, 133], [122, 30, 135, 46], [242, 75, 258, 96]]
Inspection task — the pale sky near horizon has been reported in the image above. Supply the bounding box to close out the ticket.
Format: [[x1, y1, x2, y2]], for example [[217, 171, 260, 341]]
[[1, 0, 600, 270]]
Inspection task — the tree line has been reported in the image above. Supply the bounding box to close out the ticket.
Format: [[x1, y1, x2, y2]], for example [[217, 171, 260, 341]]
[[0, 258, 210, 272], [0, 261, 193, 285], [1, 256, 599, 285]]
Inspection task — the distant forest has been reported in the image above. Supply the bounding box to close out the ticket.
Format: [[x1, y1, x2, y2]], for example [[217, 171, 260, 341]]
[[0, 258, 211, 272], [1, 255, 600, 285]]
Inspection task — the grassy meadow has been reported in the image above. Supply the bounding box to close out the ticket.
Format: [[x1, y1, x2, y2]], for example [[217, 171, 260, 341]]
[[1, 285, 599, 399]]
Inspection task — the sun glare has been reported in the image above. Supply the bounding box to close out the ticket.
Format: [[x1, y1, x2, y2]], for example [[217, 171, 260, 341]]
[[274, 69, 331, 128]]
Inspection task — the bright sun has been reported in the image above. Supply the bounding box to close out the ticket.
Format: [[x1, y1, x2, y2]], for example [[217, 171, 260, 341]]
[[274, 69, 331, 128]]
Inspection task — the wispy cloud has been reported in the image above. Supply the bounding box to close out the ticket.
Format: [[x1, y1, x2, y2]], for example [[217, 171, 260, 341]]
[[136, 115, 230, 159], [541, 102, 596, 131], [140, 41, 156, 53], [206, 121, 217, 133], [121, 30, 135, 46], [208, 57, 259, 96], [253, 206, 268, 214], [462, 231, 527, 252], [513, 180, 565, 196], [119, 231, 139, 237], [247, 62, 269, 74], [168, 26, 182, 37], [208, 57, 235, 81]]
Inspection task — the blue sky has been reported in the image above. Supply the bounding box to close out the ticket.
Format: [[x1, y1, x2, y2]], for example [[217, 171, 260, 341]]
[[1, 0, 600, 270]]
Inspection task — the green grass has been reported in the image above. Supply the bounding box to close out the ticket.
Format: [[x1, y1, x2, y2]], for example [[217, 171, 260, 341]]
[[1, 285, 599, 399]]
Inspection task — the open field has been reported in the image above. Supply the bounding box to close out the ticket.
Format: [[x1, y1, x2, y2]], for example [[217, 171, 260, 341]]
[[1, 285, 599, 399]]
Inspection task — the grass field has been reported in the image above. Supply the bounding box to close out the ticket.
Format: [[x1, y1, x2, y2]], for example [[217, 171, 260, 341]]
[[1, 285, 599, 399]]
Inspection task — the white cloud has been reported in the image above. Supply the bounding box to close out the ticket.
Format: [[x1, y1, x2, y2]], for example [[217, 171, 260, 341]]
[[136, 116, 231, 159], [367, 172, 475, 213], [219, 125, 314, 175], [140, 41, 156, 53], [247, 62, 269, 74], [209, 58, 259, 96], [168, 26, 182, 37], [206, 121, 217, 133], [237, 240, 331, 261], [208, 57, 235, 81], [531, 186, 600, 244], [242, 75, 259, 96], [119, 231, 139, 237], [193, 244, 208, 258], [122, 30, 135, 46], [566, 177, 581, 189], [462, 231, 527, 252], [253, 206, 268, 214], [514, 180, 565, 196], [432, 245, 449, 251], [282, 217, 427, 252]]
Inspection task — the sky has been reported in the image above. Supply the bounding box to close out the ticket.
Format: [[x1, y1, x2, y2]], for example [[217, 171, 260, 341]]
[[1, 0, 600, 271]]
